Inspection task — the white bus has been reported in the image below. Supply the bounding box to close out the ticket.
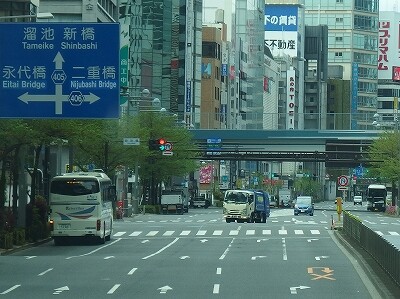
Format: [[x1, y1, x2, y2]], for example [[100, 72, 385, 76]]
[[49, 172, 116, 245]]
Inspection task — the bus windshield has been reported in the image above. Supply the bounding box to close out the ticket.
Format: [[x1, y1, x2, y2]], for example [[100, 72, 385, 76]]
[[50, 179, 99, 196]]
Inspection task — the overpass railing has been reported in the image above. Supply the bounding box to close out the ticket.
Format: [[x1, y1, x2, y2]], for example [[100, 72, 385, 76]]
[[343, 211, 400, 287]]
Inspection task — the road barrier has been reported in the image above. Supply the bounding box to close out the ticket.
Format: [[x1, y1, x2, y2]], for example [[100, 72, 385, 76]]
[[343, 211, 400, 287]]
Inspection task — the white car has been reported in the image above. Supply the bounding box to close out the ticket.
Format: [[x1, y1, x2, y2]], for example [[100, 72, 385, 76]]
[[353, 195, 362, 205]]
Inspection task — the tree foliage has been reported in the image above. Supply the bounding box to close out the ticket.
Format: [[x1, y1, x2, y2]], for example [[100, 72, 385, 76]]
[[367, 131, 400, 181]]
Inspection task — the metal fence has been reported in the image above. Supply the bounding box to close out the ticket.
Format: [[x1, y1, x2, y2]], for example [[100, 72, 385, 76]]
[[343, 211, 400, 287]]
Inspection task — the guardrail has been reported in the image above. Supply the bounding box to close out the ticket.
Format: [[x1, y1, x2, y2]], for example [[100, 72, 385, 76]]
[[343, 211, 400, 287]]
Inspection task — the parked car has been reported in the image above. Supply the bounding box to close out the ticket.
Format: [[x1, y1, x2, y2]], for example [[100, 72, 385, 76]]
[[353, 195, 362, 205], [294, 196, 314, 216]]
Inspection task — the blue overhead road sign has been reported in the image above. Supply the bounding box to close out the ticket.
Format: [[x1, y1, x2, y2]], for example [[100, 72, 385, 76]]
[[0, 23, 120, 118]]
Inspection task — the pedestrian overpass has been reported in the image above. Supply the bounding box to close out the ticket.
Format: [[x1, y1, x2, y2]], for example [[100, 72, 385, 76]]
[[190, 129, 381, 167]]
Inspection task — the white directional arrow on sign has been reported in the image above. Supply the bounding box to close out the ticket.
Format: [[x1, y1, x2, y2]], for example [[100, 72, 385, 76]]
[[251, 256, 266, 260], [315, 256, 329, 261], [53, 286, 69, 295], [158, 286, 172, 294], [290, 286, 310, 294], [18, 92, 100, 104]]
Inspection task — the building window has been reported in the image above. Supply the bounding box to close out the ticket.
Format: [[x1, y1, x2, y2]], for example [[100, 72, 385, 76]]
[[336, 0, 343, 3], [336, 17, 343, 22], [335, 52, 343, 57], [335, 36, 343, 42]]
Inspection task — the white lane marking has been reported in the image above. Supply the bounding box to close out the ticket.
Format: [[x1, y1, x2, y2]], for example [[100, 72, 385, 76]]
[[216, 268, 222, 275], [311, 230, 320, 235], [142, 238, 180, 260], [197, 220, 206, 222], [213, 230, 223, 236], [128, 268, 137, 275], [219, 238, 235, 260], [229, 230, 239, 235], [107, 284, 121, 294], [66, 238, 121, 259], [246, 230, 255, 235], [180, 230, 191, 236], [279, 229, 288, 235], [25, 256, 36, 259], [388, 231, 399, 235], [196, 230, 207, 236], [113, 232, 126, 237], [141, 240, 149, 244], [146, 231, 159, 237], [1, 285, 21, 295], [262, 230, 271, 235], [295, 230, 304, 235], [104, 256, 114, 260], [129, 231, 142, 237], [163, 231, 174, 236], [213, 284, 220, 294], [38, 268, 53, 276], [282, 238, 288, 261]]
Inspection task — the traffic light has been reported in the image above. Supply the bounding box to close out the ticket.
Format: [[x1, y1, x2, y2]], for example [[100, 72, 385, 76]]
[[148, 138, 167, 151], [157, 138, 166, 151]]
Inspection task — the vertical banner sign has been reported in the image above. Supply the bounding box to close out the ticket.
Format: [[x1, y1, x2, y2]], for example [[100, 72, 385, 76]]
[[351, 63, 358, 129], [185, 0, 194, 124], [119, 19, 130, 105], [221, 42, 228, 76], [264, 5, 298, 57], [287, 68, 296, 129], [0, 23, 120, 118]]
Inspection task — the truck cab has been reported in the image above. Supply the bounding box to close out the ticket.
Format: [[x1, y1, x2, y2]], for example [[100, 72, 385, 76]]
[[223, 189, 270, 223]]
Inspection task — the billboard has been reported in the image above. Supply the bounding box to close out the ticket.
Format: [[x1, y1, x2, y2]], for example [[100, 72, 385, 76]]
[[0, 23, 120, 118], [264, 5, 298, 57], [378, 11, 400, 80]]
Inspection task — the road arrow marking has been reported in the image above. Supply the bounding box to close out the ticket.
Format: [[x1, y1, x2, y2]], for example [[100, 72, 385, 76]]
[[180, 256, 190, 260], [104, 256, 115, 260], [251, 255, 266, 260], [307, 239, 319, 243], [0, 285, 21, 295], [200, 239, 208, 243], [158, 286, 172, 294], [257, 238, 269, 242], [290, 286, 310, 294], [315, 256, 329, 261], [53, 286, 69, 295], [141, 240, 149, 243], [38, 268, 53, 276]]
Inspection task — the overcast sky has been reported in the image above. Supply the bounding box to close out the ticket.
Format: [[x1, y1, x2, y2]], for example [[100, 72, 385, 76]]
[[380, 0, 400, 12]]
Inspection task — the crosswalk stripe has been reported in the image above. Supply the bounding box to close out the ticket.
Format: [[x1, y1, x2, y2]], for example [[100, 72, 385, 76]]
[[262, 230, 271, 235], [229, 230, 239, 235], [163, 231, 174, 236], [294, 230, 304, 235], [279, 230, 287, 235], [114, 232, 126, 237], [388, 231, 399, 236], [213, 230, 223, 236], [310, 230, 320, 235], [146, 231, 158, 236], [246, 230, 255, 235], [196, 230, 207, 236], [375, 231, 384, 236], [129, 231, 142, 237], [180, 230, 191, 236]]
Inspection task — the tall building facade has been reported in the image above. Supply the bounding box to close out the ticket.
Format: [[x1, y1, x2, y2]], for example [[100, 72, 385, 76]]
[[304, 0, 379, 129]]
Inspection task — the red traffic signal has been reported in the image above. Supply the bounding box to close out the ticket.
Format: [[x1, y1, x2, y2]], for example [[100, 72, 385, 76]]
[[157, 138, 166, 151]]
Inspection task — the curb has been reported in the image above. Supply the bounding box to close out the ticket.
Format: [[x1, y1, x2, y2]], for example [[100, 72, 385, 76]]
[[333, 230, 400, 298], [0, 238, 52, 256]]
